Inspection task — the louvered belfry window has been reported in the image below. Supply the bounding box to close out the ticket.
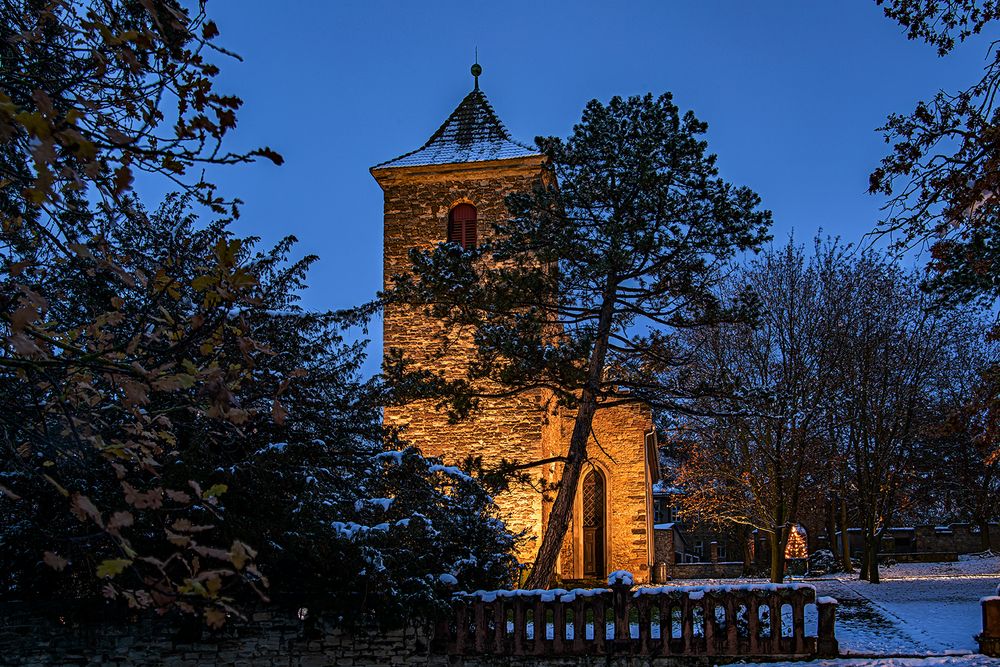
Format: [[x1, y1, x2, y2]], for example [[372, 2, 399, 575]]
[[448, 203, 477, 249]]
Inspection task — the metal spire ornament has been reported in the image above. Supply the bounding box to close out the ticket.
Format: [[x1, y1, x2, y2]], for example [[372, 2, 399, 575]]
[[471, 49, 481, 91]]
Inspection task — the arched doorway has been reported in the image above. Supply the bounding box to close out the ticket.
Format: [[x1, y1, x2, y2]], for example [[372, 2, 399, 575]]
[[582, 469, 606, 578]]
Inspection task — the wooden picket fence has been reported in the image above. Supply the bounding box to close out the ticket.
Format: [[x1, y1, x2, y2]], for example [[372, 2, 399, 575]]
[[434, 574, 839, 659]]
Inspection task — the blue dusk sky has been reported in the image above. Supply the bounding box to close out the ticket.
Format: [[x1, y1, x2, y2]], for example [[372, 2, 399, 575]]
[[184, 2, 993, 371]]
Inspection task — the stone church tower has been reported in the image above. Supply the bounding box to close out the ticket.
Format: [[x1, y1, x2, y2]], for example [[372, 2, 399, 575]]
[[371, 69, 659, 583]]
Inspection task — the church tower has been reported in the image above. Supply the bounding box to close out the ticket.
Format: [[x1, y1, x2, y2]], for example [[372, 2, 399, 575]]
[[371, 67, 658, 582]]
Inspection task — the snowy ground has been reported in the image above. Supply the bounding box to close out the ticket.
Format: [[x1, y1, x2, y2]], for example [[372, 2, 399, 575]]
[[668, 553, 999, 662], [812, 555, 999, 655], [738, 657, 1000, 667], [812, 574, 991, 654]]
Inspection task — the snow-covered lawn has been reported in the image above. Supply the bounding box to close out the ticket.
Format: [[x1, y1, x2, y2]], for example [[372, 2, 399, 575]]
[[813, 554, 999, 655], [739, 657, 1000, 667], [814, 574, 993, 654], [668, 553, 999, 658], [877, 556, 1000, 579]]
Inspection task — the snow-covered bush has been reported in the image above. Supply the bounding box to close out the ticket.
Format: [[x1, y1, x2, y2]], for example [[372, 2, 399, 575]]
[[238, 444, 518, 627], [0, 197, 518, 628], [807, 548, 860, 575], [807, 549, 840, 575]]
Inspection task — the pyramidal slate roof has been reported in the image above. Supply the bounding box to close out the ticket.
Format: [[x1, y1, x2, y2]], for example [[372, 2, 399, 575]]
[[373, 88, 540, 169]]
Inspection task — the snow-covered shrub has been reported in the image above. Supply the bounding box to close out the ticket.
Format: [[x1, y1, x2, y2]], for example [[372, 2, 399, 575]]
[[227, 442, 518, 628], [808, 549, 838, 575], [0, 197, 518, 628]]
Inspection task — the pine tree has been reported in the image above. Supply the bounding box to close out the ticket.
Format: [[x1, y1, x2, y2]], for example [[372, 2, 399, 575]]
[[383, 93, 771, 587]]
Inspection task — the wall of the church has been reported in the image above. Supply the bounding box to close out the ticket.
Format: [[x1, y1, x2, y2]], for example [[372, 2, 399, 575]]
[[375, 158, 549, 560], [549, 402, 654, 583], [592, 403, 655, 582]]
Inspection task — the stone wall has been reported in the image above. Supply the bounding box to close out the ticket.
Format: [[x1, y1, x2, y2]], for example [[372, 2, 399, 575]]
[[0, 601, 756, 667], [375, 157, 550, 560], [590, 404, 655, 582], [653, 530, 747, 580], [669, 562, 745, 579], [0, 602, 442, 667], [653, 527, 675, 570], [912, 523, 1000, 553], [838, 523, 1000, 558], [551, 403, 655, 582]]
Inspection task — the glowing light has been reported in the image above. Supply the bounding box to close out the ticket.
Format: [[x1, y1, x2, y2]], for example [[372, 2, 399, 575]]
[[785, 524, 808, 559]]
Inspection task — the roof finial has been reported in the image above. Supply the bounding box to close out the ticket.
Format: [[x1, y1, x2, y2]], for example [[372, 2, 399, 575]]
[[471, 48, 481, 91]]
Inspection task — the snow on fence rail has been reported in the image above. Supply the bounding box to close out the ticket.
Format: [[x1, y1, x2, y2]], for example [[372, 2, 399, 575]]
[[435, 571, 839, 658]]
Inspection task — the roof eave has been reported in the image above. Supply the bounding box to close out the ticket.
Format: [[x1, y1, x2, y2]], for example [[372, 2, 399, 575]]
[[370, 153, 547, 186]]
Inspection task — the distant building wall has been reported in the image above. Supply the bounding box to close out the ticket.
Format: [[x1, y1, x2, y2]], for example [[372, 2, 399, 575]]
[[653, 525, 679, 572], [669, 562, 745, 579], [836, 523, 1000, 557]]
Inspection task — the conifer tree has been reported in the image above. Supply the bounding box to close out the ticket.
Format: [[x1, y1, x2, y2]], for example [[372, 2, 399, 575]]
[[383, 93, 771, 587], [1, 0, 517, 624]]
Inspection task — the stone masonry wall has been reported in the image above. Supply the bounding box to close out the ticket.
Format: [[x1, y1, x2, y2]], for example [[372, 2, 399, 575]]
[[669, 562, 745, 579], [840, 523, 1000, 557], [1, 602, 729, 667], [912, 523, 1000, 553], [375, 158, 549, 560], [0, 602, 439, 667], [590, 403, 654, 582], [548, 402, 655, 583], [653, 527, 675, 567]]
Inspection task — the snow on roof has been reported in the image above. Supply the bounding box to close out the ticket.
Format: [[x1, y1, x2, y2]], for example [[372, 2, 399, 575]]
[[654, 522, 677, 530], [372, 88, 540, 169], [653, 480, 682, 495]]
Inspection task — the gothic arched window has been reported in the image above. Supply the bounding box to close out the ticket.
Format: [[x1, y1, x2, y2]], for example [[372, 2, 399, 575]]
[[582, 469, 606, 578], [448, 203, 477, 249]]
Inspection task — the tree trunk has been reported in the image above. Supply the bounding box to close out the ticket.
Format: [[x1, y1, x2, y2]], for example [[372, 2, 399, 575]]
[[827, 492, 840, 560], [867, 538, 880, 584], [839, 496, 853, 573], [524, 286, 617, 589], [742, 527, 754, 575], [523, 397, 595, 588], [769, 526, 787, 583], [979, 519, 992, 552], [859, 520, 880, 583]]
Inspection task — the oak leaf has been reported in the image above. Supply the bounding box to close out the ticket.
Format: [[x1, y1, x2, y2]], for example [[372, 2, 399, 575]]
[[96, 558, 132, 578], [70, 493, 102, 526], [204, 607, 227, 629], [43, 551, 68, 571]]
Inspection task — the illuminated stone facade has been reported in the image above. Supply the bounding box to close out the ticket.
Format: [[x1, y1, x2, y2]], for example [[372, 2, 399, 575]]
[[371, 85, 657, 582]]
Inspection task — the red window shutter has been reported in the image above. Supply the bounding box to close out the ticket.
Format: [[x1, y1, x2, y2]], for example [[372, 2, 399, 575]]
[[449, 204, 477, 249]]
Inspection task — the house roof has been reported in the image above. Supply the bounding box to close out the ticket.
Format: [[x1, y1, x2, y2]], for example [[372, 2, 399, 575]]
[[372, 88, 540, 170]]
